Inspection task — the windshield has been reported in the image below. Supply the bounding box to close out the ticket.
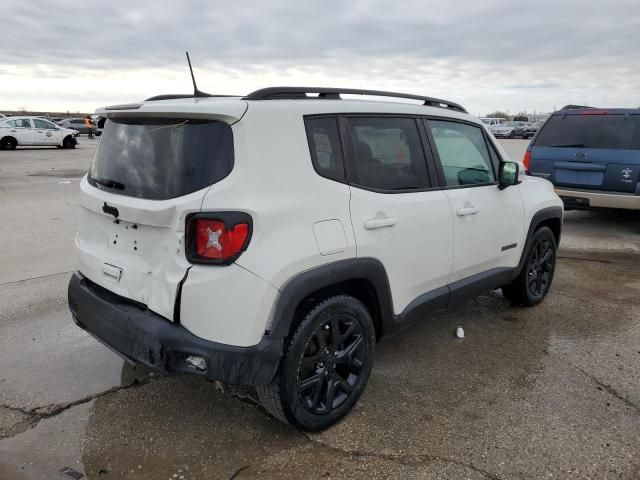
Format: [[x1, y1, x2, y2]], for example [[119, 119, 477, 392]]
[[535, 114, 640, 150], [88, 118, 234, 200]]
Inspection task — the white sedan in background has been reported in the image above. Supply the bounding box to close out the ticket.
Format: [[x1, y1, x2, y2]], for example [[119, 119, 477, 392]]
[[0, 116, 78, 149]]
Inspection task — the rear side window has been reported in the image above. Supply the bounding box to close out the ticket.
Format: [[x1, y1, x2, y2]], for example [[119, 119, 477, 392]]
[[428, 120, 496, 186], [88, 118, 233, 200], [8, 119, 31, 128], [535, 114, 640, 149], [346, 117, 428, 191], [305, 117, 345, 182]]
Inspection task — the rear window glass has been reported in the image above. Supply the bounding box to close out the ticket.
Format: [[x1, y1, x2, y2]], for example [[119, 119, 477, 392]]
[[88, 118, 233, 200], [535, 114, 640, 150]]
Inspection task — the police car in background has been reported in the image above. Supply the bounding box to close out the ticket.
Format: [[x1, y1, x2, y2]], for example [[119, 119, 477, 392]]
[[0, 116, 78, 149]]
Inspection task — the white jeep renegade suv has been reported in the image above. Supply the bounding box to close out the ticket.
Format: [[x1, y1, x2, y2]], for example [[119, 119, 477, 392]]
[[68, 87, 563, 431]]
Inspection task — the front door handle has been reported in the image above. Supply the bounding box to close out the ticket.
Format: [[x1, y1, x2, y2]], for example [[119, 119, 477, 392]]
[[456, 206, 479, 216], [364, 217, 397, 230]]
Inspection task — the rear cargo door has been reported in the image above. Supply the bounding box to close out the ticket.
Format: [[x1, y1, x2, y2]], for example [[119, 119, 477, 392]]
[[529, 113, 640, 193], [76, 116, 236, 321], [529, 146, 640, 192]]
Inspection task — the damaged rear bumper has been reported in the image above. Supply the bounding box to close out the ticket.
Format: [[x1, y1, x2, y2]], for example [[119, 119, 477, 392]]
[[67, 272, 282, 385]]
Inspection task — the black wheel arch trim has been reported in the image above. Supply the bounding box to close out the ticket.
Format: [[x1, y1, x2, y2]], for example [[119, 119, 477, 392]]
[[515, 206, 563, 276], [267, 258, 394, 341]]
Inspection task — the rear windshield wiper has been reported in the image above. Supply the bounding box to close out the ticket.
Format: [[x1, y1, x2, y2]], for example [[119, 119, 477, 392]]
[[546, 143, 586, 148], [90, 176, 125, 190]]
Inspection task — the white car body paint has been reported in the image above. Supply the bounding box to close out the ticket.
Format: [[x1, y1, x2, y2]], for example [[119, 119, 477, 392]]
[[75, 95, 562, 348]]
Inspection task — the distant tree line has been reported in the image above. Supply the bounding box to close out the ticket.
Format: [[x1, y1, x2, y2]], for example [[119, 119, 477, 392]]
[[485, 111, 510, 119]]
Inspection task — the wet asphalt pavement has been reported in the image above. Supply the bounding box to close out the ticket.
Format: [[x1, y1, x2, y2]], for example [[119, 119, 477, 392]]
[[1, 140, 639, 479]]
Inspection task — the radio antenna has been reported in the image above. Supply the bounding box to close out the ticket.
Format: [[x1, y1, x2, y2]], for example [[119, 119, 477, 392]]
[[185, 51, 209, 97]]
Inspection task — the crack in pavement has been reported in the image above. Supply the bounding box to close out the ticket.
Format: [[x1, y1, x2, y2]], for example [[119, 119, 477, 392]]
[[302, 433, 505, 480], [558, 358, 639, 413], [0, 379, 153, 440], [0, 270, 74, 287], [557, 255, 613, 264], [221, 392, 504, 479], [228, 464, 251, 479]]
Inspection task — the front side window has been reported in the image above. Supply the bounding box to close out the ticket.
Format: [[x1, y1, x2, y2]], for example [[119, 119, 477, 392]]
[[428, 120, 496, 187], [346, 117, 428, 191], [88, 118, 234, 200], [305, 117, 345, 182], [33, 119, 56, 129]]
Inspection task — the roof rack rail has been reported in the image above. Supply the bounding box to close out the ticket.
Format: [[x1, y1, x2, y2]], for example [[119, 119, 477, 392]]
[[243, 87, 468, 113]]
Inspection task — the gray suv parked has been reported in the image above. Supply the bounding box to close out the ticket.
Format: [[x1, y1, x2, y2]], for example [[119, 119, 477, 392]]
[[57, 118, 97, 135]]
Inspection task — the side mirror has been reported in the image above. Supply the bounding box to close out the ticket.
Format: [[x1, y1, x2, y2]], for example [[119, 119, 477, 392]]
[[498, 161, 520, 190]]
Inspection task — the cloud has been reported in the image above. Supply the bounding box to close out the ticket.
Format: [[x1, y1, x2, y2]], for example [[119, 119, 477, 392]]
[[1, 0, 639, 113]]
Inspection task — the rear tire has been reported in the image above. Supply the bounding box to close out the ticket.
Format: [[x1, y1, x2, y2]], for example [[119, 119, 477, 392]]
[[257, 295, 376, 431], [502, 226, 557, 306], [1, 137, 18, 150]]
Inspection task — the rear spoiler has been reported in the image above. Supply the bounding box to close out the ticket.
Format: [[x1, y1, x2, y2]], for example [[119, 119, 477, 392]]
[[96, 98, 248, 124]]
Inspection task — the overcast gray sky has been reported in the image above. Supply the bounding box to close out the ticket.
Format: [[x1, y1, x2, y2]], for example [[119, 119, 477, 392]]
[[2, 0, 639, 115]]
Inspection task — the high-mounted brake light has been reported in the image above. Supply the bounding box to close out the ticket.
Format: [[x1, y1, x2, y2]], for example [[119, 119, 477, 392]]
[[523, 150, 532, 172], [186, 213, 252, 265], [579, 109, 609, 115]]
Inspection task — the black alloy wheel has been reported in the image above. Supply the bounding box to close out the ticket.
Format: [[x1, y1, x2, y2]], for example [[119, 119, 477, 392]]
[[526, 235, 555, 298], [295, 309, 366, 414], [257, 295, 375, 431], [502, 226, 557, 306]]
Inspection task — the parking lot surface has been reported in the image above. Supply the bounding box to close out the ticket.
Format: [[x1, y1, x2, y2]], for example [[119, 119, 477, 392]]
[[1, 140, 639, 479]]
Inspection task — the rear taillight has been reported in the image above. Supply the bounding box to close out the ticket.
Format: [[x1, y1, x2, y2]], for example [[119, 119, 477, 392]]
[[186, 213, 252, 265], [523, 150, 532, 173]]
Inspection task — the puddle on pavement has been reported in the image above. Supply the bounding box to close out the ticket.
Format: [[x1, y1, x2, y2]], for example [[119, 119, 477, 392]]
[[1, 253, 639, 479], [80, 372, 302, 479]]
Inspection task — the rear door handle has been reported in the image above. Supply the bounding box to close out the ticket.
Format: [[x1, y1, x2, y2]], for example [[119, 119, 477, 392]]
[[364, 217, 397, 230], [456, 206, 479, 216]]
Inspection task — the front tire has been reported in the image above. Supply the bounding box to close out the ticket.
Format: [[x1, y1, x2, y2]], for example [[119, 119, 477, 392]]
[[502, 226, 557, 306], [62, 136, 76, 149], [257, 295, 376, 431]]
